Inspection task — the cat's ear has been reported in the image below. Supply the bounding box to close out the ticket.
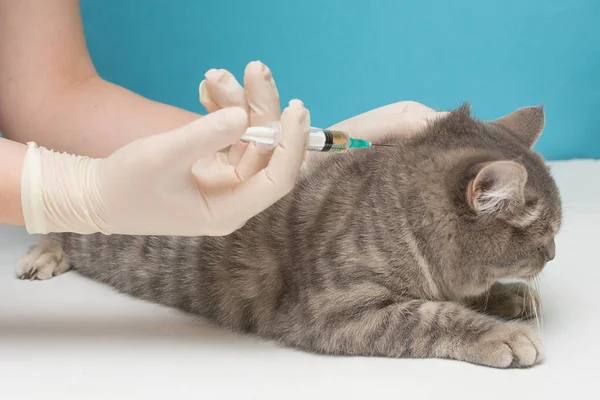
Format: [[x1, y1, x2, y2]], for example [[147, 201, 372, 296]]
[[490, 106, 545, 148], [467, 161, 527, 215]]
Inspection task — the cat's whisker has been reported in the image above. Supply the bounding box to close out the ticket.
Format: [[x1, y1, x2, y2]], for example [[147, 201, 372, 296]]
[[529, 275, 543, 341], [520, 281, 527, 316], [483, 287, 491, 313], [537, 275, 545, 340], [541, 273, 554, 294]]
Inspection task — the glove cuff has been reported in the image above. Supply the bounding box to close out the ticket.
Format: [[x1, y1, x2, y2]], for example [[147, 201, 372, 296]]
[[21, 142, 114, 235]]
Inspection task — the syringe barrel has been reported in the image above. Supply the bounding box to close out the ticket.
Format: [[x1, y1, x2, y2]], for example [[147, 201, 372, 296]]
[[309, 129, 350, 153], [240, 124, 351, 153]]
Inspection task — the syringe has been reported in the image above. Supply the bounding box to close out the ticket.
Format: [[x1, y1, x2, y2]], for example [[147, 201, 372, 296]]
[[240, 123, 373, 153]]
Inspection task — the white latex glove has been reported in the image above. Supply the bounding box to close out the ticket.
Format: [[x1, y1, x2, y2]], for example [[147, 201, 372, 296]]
[[21, 103, 310, 236]]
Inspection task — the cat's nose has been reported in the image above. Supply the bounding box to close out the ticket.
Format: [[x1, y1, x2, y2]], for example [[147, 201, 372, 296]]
[[542, 239, 556, 261]]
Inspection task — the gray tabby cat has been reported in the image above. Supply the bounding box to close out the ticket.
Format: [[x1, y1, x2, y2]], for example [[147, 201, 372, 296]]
[[18, 104, 562, 368]]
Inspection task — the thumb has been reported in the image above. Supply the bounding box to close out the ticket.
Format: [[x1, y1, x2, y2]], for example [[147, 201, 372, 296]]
[[157, 107, 248, 162]]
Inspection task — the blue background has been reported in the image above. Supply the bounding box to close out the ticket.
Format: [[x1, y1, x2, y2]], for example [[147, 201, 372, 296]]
[[81, 0, 599, 161]]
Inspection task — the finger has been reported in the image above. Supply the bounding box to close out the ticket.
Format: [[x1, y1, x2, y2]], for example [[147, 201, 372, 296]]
[[222, 142, 249, 167], [202, 68, 250, 165], [203, 69, 248, 111], [227, 141, 251, 166], [192, 155, 240, 191], [233, 143, 272, 180], [244, 61, 281, 125], [223, 100, 309, 219], [233, 61, 282, 178], [156, 107, 249, 164], [199, 80, 220, 113]]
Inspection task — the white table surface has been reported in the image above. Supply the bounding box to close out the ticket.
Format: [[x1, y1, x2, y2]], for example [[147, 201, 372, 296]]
[[1, 160, 599, 400]]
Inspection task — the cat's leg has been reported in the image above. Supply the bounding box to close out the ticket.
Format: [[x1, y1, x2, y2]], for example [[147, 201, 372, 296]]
[[17, 234, 70, 280], [464, 282, 539, 320], [276, 299, 541, 368]]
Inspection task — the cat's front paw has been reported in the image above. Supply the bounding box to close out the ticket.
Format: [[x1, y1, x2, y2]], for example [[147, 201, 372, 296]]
[[471, 282, 539, 320], [466, 323, 542, 368], [17, 235, 69, 280]]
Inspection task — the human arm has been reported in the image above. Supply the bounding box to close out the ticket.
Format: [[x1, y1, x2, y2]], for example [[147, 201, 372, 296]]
[[0, 139, 26, 226], [0, 0, 198, 157]]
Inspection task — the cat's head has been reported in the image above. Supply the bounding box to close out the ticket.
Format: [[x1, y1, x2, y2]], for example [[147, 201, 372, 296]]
[[421, 105, 562, 297]]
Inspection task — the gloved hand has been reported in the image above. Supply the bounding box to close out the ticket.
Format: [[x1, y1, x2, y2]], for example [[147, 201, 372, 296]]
[[21, 102, 310, 236], [199, 62, 447, 165]]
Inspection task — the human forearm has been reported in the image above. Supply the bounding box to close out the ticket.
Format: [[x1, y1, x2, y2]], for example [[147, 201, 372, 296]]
[[2, 75, 200, 158], [0, 139, 26, 226]]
